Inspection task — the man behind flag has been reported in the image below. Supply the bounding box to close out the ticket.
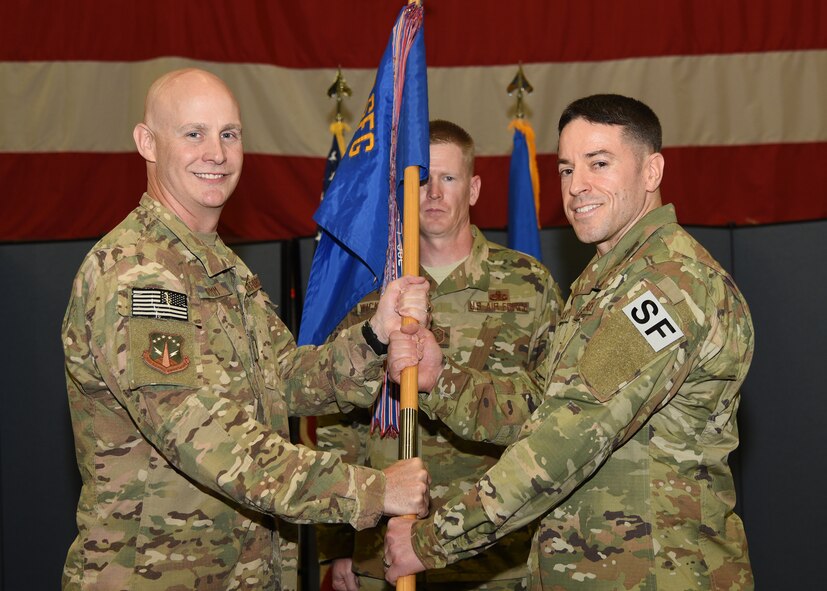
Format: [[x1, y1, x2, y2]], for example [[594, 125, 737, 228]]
[[298, 3, 429, 348], [316, 120, 563, 591]]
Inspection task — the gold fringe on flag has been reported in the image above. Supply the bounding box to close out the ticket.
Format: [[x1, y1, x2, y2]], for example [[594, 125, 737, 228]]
[[509, 118, 541, 226]]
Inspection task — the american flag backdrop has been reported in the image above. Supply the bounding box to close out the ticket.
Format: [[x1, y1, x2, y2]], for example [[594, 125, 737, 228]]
[[1, 0, 825, 243]]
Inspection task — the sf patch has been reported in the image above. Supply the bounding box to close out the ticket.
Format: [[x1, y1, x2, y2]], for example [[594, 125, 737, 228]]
[[142, 332, 190, 374], [622, 290, 684, 352]]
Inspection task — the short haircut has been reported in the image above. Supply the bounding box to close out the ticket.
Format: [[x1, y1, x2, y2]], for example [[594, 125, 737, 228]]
[[429, 119, 475, 174], [558, 94, 662, 154]]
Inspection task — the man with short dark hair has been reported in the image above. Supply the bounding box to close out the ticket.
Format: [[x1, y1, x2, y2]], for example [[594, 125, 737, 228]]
[[385, 95, 755, 590]]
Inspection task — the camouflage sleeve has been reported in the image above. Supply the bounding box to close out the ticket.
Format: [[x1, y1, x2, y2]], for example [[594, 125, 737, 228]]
[[314, 412, 372, 562], [65, 255, 386, 531], [410, 265, 727, 567], [418, 270, 563, 446], [274, 324, 385, 416], [313, 301, 377, 561], [279, 293, 384, 416]]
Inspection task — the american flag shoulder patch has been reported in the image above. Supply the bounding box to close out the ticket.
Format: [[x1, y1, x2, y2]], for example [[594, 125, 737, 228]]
[[131, 288, 189, 321]]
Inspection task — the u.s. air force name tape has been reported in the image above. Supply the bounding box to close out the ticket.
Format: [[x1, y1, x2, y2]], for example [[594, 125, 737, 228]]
[[622, 290, 684, 352]]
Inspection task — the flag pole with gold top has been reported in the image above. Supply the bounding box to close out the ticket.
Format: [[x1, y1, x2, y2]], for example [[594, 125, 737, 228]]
[[507, 63, 542, 259], [326, 66, 352, 158]]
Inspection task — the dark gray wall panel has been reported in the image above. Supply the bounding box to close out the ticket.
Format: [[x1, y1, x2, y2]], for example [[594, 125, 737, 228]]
[[1, 218, 824, 589], [732, 220, 827, 589], [0, 240, 94, 590]]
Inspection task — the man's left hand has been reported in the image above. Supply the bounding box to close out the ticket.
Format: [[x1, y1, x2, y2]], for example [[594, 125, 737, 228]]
[[383, 516, 426, 585]]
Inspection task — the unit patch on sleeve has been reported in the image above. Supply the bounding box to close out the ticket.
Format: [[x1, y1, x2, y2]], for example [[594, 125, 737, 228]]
[[131, 288, 188, 321], [142, 333, 191, 374], [622, 290, 684, 352], [128, 317, 198, 387]]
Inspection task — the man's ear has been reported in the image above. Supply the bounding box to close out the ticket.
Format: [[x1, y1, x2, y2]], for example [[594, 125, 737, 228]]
[[133, 123, 156, 163], [644, 152, 664, 193], [469, 175, 481, 206]]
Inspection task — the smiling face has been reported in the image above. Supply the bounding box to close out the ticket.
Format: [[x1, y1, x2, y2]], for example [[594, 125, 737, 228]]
[[134, 69, 243, 233], [557, 118, 663, 255]]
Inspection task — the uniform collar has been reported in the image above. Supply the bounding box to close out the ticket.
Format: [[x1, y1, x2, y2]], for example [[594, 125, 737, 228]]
[[138, 194, 237, 277], [425, 225, 491, 294], [571, 204, 677, 296]]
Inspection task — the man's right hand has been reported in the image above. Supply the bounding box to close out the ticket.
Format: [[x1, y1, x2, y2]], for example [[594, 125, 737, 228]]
[[382, 458, 430, 518], [329, 558, 359, 591]]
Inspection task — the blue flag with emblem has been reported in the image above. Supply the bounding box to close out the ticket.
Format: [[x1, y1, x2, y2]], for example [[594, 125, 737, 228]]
[[507, 119, 542, 260], [298, 4, 428, 347]]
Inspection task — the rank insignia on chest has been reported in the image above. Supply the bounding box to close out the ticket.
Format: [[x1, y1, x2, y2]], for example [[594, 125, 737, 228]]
[[245, 275, 262, 294], [575, 297, 599, 320], [131, 288, 188, 321], [357, 301, 379, 316], [142, 332, 191, 374], [431, 325, 451, 348]]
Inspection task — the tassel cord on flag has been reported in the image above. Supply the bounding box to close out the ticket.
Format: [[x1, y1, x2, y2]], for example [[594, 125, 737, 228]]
[[388, 4, 423, 457], [394, 4, 423, 591], [372, 2, 424, 440]]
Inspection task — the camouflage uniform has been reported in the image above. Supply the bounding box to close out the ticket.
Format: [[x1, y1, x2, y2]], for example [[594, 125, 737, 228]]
[[62, 195, 389, 590], [411, 206, 755, 590], [317, 227, 562, 589]]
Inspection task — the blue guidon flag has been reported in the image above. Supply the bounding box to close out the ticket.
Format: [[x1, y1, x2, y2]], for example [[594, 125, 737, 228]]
[[298, 4, 429, 436], [298, 4, 428, 345]]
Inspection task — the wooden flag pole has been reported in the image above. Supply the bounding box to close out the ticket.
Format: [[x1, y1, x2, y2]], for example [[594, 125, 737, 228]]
[[397, 163, 421, 591], [397, 4, 422, 589]]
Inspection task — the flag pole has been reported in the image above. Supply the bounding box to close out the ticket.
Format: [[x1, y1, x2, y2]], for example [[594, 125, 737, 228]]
[[399, 162, 420, 449], [507, 64, 542, 259], [397, 3, 422, 590]]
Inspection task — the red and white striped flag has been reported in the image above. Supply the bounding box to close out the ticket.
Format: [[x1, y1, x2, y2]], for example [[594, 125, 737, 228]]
[[2, 0, 825, 242]]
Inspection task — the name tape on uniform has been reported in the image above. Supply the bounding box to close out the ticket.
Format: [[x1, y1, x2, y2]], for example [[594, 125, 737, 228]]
[[622, 290, 684, 352]]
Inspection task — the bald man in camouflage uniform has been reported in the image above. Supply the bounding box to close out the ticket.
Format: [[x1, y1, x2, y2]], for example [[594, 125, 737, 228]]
[[385, 95, 755, 590], [62, 68, 431, 591], [317, 120, 562, 591]]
